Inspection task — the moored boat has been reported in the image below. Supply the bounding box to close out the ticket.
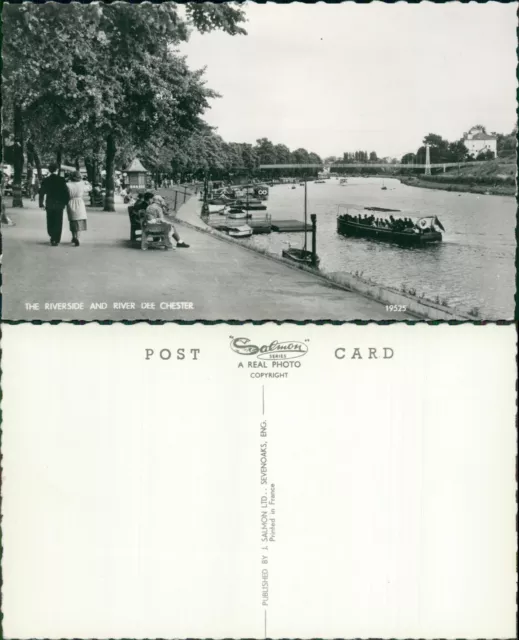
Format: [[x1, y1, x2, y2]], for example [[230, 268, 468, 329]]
[[281, 180, 320, 267], [282, 247, 320, 267], [336, 206, 444, 246], [208, 203, 228, 214], [227, 224, 253, 238], [228, 211, 249, 220], [236, 199, 267, 211]]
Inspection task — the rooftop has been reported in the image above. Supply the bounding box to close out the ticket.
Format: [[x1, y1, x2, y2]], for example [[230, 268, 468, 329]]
[[125, 158, 148, 172], [467, 132, 497, 141]]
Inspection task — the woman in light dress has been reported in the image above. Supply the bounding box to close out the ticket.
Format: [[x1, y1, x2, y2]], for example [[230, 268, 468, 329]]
[[66, 171, 87, 246]]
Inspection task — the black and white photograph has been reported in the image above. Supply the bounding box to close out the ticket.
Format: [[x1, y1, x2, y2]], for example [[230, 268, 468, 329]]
[[1, 322, 516, 639], [1, 1, 516, 321]]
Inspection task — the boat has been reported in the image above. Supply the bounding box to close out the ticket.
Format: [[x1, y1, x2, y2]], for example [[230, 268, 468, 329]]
[[364, 206, 401, 212], [208, 204, 228, 214], [227, 224, 253, 238], [236, 199, 267, 211], [282, 245, 321, 267], [339, 178, 348, 185], [291, 185, 296, 189], [228, 211, 249, 220], [381, 180, 387, 190], [208, 196, 231, 205], [281, 180, 320, 267], [336, 206, 443, 246]]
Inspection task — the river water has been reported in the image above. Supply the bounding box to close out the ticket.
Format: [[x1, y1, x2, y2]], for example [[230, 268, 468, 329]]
[[245, 177, 515, 319]]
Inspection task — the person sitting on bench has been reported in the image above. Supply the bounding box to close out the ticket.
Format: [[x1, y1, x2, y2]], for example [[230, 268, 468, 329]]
[[145, 195, 190, 248]]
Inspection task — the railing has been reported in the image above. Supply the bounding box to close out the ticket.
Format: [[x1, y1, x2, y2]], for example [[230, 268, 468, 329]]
[[158, 184, 201, 213]]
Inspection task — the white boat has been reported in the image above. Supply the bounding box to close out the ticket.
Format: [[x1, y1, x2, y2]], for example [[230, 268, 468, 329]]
[[227, 224, 253, 238], [228, 211, 248, 220], [208, 204, 228, 214]]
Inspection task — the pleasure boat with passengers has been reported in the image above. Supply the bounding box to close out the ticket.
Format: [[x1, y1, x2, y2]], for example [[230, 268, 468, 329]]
[[337, 204, 444, 246]]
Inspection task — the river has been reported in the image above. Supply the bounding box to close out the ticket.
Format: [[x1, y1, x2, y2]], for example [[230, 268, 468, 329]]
[[245, 177, 515, 319]]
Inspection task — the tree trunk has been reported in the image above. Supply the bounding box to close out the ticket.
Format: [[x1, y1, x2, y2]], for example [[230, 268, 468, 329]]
[[84, 157, 95, 185], [26, 164, 33, 196], [104, 133, 116, 212], [27, 140, 43, 181], [75, 157, 80, 171], [12, 102, 24, 208]]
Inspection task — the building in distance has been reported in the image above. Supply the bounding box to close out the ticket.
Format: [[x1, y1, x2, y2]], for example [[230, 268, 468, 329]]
[[463, 126, 497, 157]]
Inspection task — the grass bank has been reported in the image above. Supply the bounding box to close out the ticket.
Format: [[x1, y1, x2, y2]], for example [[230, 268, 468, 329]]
[[398, 158, 516, 196], [399, 175, 515, 196]]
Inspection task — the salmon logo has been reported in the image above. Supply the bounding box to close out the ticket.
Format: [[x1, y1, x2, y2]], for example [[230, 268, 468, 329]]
[[230, 337, 308, 360]]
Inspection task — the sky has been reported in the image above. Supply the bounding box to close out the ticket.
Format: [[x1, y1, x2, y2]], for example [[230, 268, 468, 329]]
[[180, 2, 518, 159]]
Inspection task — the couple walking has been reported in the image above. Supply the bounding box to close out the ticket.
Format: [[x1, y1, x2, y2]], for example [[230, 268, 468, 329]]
[[39, 163, 87, 246]]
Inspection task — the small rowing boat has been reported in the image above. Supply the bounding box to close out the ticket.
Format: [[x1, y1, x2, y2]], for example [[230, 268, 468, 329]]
[[228, 211, 249, 220], [227, 224, 253, 238], [282, 246, 321, 267], [281, 181, 320, 267]]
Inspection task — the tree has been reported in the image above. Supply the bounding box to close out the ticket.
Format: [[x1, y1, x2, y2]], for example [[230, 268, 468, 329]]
[[496, 129, 516, 158], [273, 144, 291, 164], [255, 138, 278, 165], [476, 149, 495, 161], [447, 139, 469, 162], [2, 2, 246, 209], [369, 151, 378, 162], [401, 152, 416, 165], [419, 133, 450, 164]]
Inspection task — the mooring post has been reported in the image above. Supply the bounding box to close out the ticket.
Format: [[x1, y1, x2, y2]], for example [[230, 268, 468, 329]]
[[311, 213, 317, 266]]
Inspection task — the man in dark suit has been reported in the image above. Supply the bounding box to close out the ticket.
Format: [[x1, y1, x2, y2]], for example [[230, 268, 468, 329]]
[[39, 163, 69, 246]]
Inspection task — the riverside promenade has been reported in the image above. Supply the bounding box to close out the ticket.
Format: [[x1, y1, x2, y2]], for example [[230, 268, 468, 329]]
[[1, 195, 407, 321]]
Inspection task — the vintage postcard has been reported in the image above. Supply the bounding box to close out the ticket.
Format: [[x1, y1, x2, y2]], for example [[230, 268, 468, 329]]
[[0, 1, 516, 321], [1, 322, 517, 638]]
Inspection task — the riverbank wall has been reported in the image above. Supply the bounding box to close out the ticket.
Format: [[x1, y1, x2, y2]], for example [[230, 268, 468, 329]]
[[174, 195, 473, 322]]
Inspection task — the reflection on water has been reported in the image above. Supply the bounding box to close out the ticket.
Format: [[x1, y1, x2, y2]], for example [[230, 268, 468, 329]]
[[245, 177, 515, 319]]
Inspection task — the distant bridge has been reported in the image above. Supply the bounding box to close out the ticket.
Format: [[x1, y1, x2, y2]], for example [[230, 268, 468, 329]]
[[258, 161, 494, 171]]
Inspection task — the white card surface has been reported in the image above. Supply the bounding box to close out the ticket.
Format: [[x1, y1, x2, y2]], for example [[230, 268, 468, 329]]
[[1, 323, 516, 639]]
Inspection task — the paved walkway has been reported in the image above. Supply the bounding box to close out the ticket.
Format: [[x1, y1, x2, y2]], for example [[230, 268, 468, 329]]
[[2, 197, 402, 321]]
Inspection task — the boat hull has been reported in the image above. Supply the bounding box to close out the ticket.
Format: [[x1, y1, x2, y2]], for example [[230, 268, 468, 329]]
[[227, 225, 253, 238], [237, 203, 267, 211], [337, 218, 442, 246], [282, 248, 320, 267]]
